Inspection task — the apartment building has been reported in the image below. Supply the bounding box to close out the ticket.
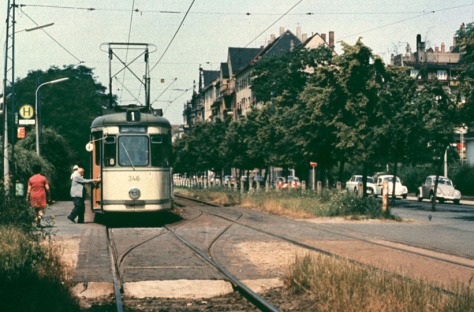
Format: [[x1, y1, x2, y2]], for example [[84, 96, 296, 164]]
[[183, 27, 335, 126]]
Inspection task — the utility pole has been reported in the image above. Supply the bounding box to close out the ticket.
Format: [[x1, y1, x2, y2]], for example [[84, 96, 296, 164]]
[[2, 0, 16, 194]]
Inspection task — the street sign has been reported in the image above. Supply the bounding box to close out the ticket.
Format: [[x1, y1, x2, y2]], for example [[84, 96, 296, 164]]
[[18, 104, 35, 125], [17, 127, 25, 139], [310, 162, 317, 167], [19, 104, 34, 119], [19, 119, 35, 125]]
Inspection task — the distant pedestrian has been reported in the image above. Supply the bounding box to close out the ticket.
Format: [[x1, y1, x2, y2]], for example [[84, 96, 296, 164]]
[[27, 164, 50, 226], [70, 164, 79, 180], [68, 167, 100, 223]]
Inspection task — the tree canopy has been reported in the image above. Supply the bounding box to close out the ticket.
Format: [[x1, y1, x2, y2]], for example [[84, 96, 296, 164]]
[[173, 38, 464, 196], [5, 65, 108, 198]]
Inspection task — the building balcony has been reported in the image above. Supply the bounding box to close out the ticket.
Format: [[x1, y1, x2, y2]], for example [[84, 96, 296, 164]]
[[220, 80, 235, 97]]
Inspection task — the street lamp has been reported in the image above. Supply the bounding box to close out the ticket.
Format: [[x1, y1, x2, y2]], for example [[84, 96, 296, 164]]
[[35, 77, 69, 155]]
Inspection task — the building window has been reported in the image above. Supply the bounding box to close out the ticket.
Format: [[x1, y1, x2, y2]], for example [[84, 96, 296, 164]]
[[437, 70, 448, 80]]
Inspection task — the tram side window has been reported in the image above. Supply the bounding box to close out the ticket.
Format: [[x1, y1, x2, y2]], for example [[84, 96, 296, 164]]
[[119, 136, 149, 166], [104, 135, 117, 166], [151, 135, 171, 167]]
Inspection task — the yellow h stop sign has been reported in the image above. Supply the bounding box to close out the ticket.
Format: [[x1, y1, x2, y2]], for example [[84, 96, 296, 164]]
[[19, 104, 34, 119]]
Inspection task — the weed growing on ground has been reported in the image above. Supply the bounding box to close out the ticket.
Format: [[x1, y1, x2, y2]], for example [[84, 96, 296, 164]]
[[0, 193, 81, 311], [176, 187, 399, 219], [285, 253, 473, 312]]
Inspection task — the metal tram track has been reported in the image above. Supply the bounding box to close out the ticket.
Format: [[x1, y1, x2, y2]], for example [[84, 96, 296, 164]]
[[175, 194, 473, 295], [163, 223, 280, 312], [105, 213, 280, 312], [106, 227, 124, 312]]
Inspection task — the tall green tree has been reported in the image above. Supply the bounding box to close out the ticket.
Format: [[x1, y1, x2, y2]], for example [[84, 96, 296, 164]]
[[455, 22, 474, 126], [376, 66, 420, 201], [173, 120, 227, 177], [416, 83, 460, 210], [14, 127, 73, 199], [13, 65, 108, 172], [297, 62, 347, 186], [333, 40, 387, 195]]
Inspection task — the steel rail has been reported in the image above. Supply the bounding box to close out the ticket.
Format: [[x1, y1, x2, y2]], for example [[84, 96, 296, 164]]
[[164, 225, 281, 312], [106, 228, 124, 312], [174, 194, 459, 296]]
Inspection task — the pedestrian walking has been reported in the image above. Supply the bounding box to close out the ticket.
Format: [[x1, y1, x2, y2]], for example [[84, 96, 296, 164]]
[[26, 164, 50, 226], [68, 167, 100, 223]]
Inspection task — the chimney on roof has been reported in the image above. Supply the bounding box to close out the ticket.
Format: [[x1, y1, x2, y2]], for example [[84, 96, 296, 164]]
[[270, 34, 276, 43], [435, 46, 439, 53], [302, 33, 307, 42], [280, 26, 285, 35], [321, 33, 326, 43], [296, 24, 302, 41], [441, 42, 445, 53], [329, 31, 335, 48]]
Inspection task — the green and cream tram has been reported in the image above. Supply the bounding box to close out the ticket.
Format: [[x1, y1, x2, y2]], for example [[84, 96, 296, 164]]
[[87, 106, 173, 214]]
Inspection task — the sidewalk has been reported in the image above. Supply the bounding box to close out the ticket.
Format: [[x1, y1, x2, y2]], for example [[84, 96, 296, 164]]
[[44, 201, 112, 284]]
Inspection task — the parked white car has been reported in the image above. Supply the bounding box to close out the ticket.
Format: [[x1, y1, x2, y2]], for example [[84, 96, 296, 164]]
[[375, 175, 408, 199], [416, 175, 461, 204], [345, 175, 376, 195]]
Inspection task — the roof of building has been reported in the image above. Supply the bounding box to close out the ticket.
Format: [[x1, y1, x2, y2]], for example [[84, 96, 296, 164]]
[[228, 47, 262, 76], [220, 62, 229, 79], [259, 30, 301, 59], [202, 70, 219, 87]]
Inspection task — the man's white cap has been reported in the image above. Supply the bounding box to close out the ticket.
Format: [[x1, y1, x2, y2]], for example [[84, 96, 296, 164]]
[[73, 165, 79, 170]]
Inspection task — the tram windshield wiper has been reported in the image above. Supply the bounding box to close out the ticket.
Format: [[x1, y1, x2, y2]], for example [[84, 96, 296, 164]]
[[120, 142, 135, 170]]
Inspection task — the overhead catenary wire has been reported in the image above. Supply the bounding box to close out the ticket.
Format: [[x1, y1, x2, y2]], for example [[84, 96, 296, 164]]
[[18, 7, 83, 64], [339, 11, 437, 42], [162, 88, 191, 114], [244, 0, 304, 48], [18, 2, 474, 16], [118, 0, 137, 105], [150, 0, 196, 73], [151, 78, 177, 106]]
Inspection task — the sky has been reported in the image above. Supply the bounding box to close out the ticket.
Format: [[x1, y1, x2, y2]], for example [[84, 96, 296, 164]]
[[2, 0, 474, 125]]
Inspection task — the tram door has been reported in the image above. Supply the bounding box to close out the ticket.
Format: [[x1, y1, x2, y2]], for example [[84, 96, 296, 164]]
[[90, 131, 102, 211]]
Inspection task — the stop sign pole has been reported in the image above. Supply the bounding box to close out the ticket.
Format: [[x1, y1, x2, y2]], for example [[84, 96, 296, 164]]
[[310, 162, 317, 190]]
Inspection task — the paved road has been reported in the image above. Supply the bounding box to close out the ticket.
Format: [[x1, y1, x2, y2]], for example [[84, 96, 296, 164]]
[[331, 196, 474, 259]]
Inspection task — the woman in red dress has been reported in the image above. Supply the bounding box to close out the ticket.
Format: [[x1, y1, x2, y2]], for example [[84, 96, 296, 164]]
[[27, 164, 50, 226]]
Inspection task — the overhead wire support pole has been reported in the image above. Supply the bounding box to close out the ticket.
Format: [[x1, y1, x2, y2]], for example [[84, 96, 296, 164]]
[[2, 0, 16, 194]]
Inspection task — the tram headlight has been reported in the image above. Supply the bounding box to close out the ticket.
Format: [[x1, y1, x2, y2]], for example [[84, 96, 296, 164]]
[[129, 188, 141, 200]]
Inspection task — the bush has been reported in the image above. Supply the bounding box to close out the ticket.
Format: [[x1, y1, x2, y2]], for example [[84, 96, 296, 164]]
[[451, 164, 474, 196], [0, 195, 81, 311], [0, 225, 80, 312], [326, 192, 388, 219], [398, 165, 432, 194], [0, 193, 37, 233]]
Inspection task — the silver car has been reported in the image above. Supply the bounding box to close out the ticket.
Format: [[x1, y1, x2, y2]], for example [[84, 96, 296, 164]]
[[416, 175, 461, 204], [345, 175, 376, 195]]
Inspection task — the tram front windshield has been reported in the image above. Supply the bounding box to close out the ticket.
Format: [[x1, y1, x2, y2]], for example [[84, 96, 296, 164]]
[[119, 136, 149, 166]]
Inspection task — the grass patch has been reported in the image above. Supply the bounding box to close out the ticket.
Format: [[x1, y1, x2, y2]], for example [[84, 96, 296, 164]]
[[0, 225, 81, 312], [176, 187, 399, 220], [175, 187, 241, 206], [285, 253, 473, 311]]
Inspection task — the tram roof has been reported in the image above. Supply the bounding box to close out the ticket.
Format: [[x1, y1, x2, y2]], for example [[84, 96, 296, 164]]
[[91, 112, 171, 129]]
